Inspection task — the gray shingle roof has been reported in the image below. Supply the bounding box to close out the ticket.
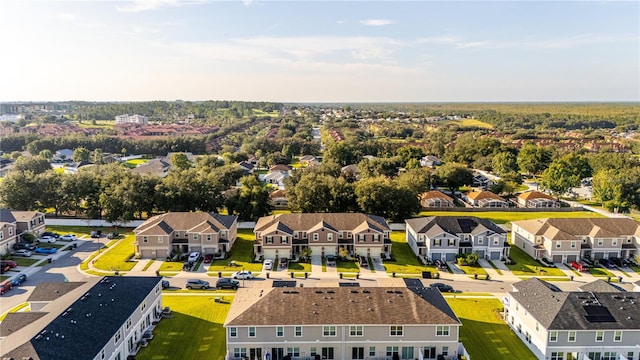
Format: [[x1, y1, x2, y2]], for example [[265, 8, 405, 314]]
[[406, 216, 505, 236]]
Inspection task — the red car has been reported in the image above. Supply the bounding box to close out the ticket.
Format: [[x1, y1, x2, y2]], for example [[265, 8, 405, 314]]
[[0, 260, 17, 269], [0, 279, 12, 295], [203, 254, 214, 264]]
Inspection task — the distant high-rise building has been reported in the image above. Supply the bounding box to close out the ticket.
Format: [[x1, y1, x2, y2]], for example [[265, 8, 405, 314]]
[[115, 113, 148, 125]]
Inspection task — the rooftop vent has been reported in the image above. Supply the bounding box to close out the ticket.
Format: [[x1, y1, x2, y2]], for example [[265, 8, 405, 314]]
[[327, 290, 335, 294], [350, 290, 359, 294], [362, 290, 370, 293], [315, 290, 323, 294]]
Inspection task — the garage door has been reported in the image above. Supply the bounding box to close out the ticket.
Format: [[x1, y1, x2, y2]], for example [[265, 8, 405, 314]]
[[476, 250, 485, 258], [141, 249, 154, 258], [566, 255, 578, 263], [445, 253, 456, 261], [490, 251, 501, 260], [156, 249, 168, 259], [593, 252, 604, 260], [552, 255, 563, 263], [431, 253, 442, 261]]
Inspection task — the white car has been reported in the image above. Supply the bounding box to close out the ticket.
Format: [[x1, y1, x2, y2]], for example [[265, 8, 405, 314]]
[[38, 236, 56, 243], [13, 249, 32, 257], [232, 271, 254, 280], [60, 234, 77, 241], [263, 259, 273, 270], [188, 252, 201, 263]]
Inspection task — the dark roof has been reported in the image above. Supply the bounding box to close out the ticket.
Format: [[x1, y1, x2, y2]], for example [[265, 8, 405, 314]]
[[406, 216, 505, 235], [5, 277, 162, 360], [511, 278, 640, 330], [226, 287, 460, 326], [0, 208, 17, 223], [27, 282, 85, 302]]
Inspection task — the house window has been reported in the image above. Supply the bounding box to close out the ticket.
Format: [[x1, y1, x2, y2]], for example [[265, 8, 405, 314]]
[[313, 233, 319, 241], [276, 326, 284, 337], [478, 237, 483, 244], [598, 239, 603, 246], [310, 347, 317, 356], [612, 239, 617, 246], [141, 302, 146, 312], [8, 227, 12, 235], [294, 326, 302, 337], [369, 347, 376, 357], [442, 346, 449, 356], [386, 347, 399, 357], [143, 236, 148, 243], [549, 331, 557, 342], [596, 330, 604, 342], [571, 241, 576, 249], [374, 234, 380, 242], [207, 235, 211, 241], [327, 233, 333, 241], [401, 347, 414, 359], [614, 330, 622, 342], [229, 327, 237, 338], [266, 236, 273, 244], [193, 234, 198, 240], [114, 330, 122, 344], [358, 234, 365, 242], [350, 325, 363, 336], [568, 331, 576, 342], [323, 326, 336, 336], [556, 242, 561, 249], [551, 352, 564, 360], [436, 325, 450, 336], [233, 348, 247, 358], [448, 239, 455, 246], [434, 239, 441, 246], [282, 236, 288, 244], [158, 236, 163, 244], [248, 327, 256, 337], [287, 348, 300, 357], [126, 318, 132, 329], [390, 325, 403, 336], [493, 238, 499, 245], [322, 347, 334, 360]]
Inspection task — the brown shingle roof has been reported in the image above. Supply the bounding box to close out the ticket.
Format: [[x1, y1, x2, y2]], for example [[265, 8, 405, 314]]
[[466, 191, 505, 201], [513, 218, 639, 241], [226, 287, 460, 326], [135, 212, 237, 236], [517, 190, 554, 201], [419, 190, 453, 202], [0, 312, 48, 337], [255, 213, 390, 234]]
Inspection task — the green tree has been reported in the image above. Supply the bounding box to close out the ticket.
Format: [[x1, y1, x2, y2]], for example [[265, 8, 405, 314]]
[[517, 142, 552, 176], [540, 161, 579, 197], [395, 167, 431, 195], [12, 156, 52, 175], [434, 162, 474, 193], [396, 145, 425, 165], [355, 176, 419, 221], [92, 148, 104, 164], [225, 176, 272, 221], [0, 171, 39, 210], [170, 152, 192, 170], [38, 149, 53, 161], [73, 147, 91, 162], [492, 151, 519, 177], [592, 168, 640, 213]]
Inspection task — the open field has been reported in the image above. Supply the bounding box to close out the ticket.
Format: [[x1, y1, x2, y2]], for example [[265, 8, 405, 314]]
[[208, 230, 263, 272], [74, 120, 115, 129], [416, 210, 604, 224], [446, 298, 537, 360], [448, 118, 494, 129], [383, 231, 438, 275], [252, 109, 279, 117], [506, 245, 566, 277], [92, 235, 137, 271], [136, 295, 230, 360]]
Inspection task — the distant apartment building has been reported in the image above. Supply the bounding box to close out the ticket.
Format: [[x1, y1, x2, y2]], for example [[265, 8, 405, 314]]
[[254, 213, 391, 260], [115, 114, 148, 125], [405, 216, 509, 261]]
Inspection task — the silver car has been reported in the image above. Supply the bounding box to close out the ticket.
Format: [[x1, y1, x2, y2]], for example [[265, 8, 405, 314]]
[[13, 249, 32, 257]]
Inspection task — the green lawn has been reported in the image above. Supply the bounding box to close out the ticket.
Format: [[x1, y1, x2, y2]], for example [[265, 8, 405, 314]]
[[208, 230, 263, 272], [158, 261, 184, 272], [458, 264, 488, 276], [9, 257, 40, 267], [336, 259, 359, 273], [136, 295, 231, 360], [383, 231, 438, 275], [288, 261, 312, 272], [93, 235, 136, 272], [416, 211, 605, 224], [505, 246, 566, 277], [446, 298, 537, 360], [588, 266, 615, 277]]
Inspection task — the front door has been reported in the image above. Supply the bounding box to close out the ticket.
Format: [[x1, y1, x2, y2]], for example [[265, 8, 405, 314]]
[[271, 348, 284, 360], [250, 348, 262, 359], [352, 347, 364, 359], [423, 347, 436, 359]]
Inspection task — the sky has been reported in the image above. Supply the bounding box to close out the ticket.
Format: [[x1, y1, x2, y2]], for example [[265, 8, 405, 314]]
[[1, 0, 639, 102]]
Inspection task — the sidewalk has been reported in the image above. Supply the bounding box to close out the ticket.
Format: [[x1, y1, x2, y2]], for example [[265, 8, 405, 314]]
[[477, 259, 501, 279]]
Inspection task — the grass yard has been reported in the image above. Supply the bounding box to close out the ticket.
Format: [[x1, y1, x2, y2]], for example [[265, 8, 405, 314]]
[[92, 235, 136, 271], [506, 246, 566, 277], [208, 230, 263, 272], [383, 231, 438, 275], [336, 259, 359, 273], [416, 211, 604, 225], [158, 261, 184, 272], [588, 266, 615, 277], [458, 264, 488, 276], [136, 295, 231, 360], [288, 261, 312, 272], [446, 298, 537, 360], [9, 257, 40, 267]]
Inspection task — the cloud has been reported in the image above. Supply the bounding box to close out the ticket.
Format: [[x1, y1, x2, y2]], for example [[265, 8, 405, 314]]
[[449, 34, 639, 50], [116, 0, 204, 13], [51, 13, 76, 21], [360, 19, 394, 26], [242, 0, 253, 6]]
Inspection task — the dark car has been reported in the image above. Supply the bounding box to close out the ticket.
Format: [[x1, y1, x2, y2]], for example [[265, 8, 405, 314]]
[[358, 256, 369, 268], [13, 242, 36, 251], [216, 278, 239, 290], [598, 258, 616, 269], [185, 279, 209, 289], [40, 231, 60, 239], [430, 282, 454, 292], [11, 273, 27, 286], [90, 230, 100, 238], [609, 257, 623, 267]]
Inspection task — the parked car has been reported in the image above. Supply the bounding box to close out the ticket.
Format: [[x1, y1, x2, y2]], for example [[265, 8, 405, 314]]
[[1, 260, 18, 269], [232, 270, 254, 280], [358, 256, 369, 268], [185, 279, 209, 289], [90, 230, 100, 238], [0, 280, 12, 295], [60, 234, 77, 241], [0, 263, 11, 274], [216, 278, 239, 290], [263, 259, 273, 270], [11, 273, 27, 286], [609, 257, 623, 267], [188, 252, 201, 263], [34, 247, 58, 254], [430, 283, 454, 293], [203, 254, 214, 264], [40, 231, 60, 239], [12, 249, 32, 257], [570, 261, 589, 272], [161, 280, 170, 289], [38, 236, 57, 243], [106, 232, 119, 239], [598, 258, 616, 269], [434, 259, 447, 270], [325, 255, 336, 266], [13, 242, 36, 251]]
